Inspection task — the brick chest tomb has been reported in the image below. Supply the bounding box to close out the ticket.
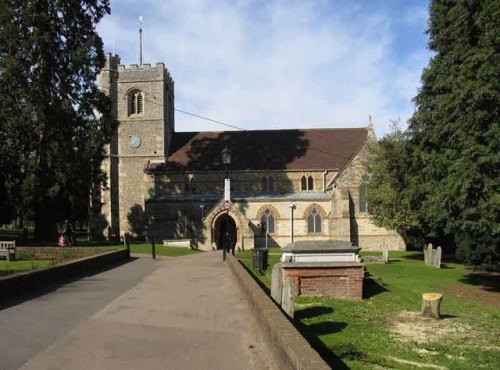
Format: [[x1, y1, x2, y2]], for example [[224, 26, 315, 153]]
[[280, 240, 364, 300]]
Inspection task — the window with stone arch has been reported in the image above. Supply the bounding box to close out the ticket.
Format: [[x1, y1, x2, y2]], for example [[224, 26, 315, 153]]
[[261, 209, 275, 234], [301, 176, 307, 191], [307, 208, 321, 234], [359, 173, 370, 213], [128, 89, 144, 115], [308, 175, 314, 190]]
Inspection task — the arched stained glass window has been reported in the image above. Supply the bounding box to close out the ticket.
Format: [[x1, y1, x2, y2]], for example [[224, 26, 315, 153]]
[[307, 208, 321, 234]]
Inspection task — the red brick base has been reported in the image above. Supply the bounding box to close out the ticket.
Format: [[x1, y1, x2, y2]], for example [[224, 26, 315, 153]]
[[282, 263, 364, 300]]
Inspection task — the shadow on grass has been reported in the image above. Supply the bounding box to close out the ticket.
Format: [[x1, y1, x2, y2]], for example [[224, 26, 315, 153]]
[[236, 259, 349, 369], [295, 306, 334, 320], [396, 253, 424, 261], [239, 261, 271, 295], [294, 320, 350, 369], [0, 257, 138, 311], [460, 272, 500, 293], [363, 276, 390, 299]]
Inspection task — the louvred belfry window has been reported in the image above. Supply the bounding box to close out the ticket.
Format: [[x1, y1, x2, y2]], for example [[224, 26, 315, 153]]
[[129, 89, 144, 115]]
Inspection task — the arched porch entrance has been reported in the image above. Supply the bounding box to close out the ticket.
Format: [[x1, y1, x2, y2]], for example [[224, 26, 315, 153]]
[[213, 213, 237, 250]]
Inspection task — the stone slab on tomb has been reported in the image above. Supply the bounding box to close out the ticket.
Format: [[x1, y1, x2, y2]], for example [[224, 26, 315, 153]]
[[281, 240, 361, 263], [163, 239, 191, 248]]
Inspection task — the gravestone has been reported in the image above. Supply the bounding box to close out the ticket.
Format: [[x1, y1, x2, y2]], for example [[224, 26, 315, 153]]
[[281, 278, 295, 319], [382, 243, 389, 263], [434, 246, 442, 268], [425, 243, 433, 265], [271, 263, 283, 305], [425, 244, 442, 268]]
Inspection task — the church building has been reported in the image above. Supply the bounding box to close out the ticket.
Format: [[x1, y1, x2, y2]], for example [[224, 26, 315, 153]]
[[96, 54, 405, 251]]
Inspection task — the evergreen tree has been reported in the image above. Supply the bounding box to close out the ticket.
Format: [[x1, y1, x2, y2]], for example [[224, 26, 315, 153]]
[[407, 0, 500, 266], [0, 1, 113, 240], [366, 121, 424, 247]]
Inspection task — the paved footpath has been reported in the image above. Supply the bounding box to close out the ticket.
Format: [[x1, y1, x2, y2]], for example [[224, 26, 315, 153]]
[[0, 252, 272, 370]]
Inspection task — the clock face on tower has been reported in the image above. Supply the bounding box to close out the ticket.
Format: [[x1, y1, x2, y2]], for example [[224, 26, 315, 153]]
[[129, 136, 141, 148]]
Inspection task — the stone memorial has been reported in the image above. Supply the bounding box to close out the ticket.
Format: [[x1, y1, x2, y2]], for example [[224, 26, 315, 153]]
[[382, 243, 389, 263], [280, 240, 364, 300], [281, 278, 295, 319], [425, 244, 442, 268], [434, 246, 442, 268], [271, 262, 283, 305], [425, 243, 432, 265]]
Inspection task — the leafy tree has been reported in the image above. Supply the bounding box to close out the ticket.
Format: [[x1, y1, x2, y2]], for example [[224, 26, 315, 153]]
[[0, 1, 114, 240], [407, 0, 500, 266], [367, 121, 423, 248], [127, 204, 148, 239]]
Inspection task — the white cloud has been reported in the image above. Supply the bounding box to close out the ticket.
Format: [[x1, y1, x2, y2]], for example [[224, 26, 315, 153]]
[[97, 0, 430, 137]]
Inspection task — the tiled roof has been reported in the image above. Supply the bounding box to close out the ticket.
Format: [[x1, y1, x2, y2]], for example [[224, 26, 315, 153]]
[[152, 127, 367, 172]]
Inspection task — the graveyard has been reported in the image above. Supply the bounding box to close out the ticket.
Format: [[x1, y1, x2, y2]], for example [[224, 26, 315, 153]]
[[237, 249, 500, 369]]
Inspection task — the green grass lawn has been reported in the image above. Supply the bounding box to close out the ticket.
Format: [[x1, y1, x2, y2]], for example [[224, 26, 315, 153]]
[[236, 249, 500, 370], [0, 260, 52, 277], [130, 243, 203, 257]]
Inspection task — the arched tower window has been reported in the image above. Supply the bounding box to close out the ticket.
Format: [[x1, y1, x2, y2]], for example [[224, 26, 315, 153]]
[[307, 208, 321, 234], [261, 209, 275, 234], [301, 176, 307, 191], [308, 176, 314, 190], [359, 173, 370, 213], [128, 89, 144, 115]]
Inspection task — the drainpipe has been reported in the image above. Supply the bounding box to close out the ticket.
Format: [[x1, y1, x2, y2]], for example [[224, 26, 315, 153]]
[[323, 170, 328, 192], [289, 203, 295, 244]]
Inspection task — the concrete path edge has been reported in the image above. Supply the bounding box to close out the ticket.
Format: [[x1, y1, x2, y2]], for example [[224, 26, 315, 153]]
[[227, 254, 331, 370]]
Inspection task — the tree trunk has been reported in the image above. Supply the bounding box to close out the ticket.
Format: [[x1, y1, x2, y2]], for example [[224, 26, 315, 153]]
[[421, 293, 442, 319], [33, 199, 63, 243]]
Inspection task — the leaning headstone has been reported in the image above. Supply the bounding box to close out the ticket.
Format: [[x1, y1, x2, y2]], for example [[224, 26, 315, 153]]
[[281, 278, 295, 319], [271, 263, 283, 305], [434, 246, 442, 268]]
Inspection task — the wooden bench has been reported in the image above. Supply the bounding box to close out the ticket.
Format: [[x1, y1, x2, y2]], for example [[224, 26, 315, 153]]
[[0, 240, 16, 261]]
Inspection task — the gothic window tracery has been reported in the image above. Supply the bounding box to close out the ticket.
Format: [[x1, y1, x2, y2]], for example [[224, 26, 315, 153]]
[[301, 175, 314, 191], [307, 208, 321, 234]]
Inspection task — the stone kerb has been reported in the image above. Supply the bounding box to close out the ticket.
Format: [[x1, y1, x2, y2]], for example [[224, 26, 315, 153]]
[[226, 255, 330, 370]]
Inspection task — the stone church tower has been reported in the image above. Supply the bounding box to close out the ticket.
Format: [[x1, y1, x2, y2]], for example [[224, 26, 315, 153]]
[[97, 54, 175, 237]]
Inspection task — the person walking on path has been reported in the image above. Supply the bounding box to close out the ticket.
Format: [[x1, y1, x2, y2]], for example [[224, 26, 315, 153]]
[[57, 220, 67, 247], [64, 220, 74, 247]]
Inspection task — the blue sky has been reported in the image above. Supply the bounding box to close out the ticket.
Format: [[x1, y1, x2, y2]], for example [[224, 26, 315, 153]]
[[97, 0, 432, 137]]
